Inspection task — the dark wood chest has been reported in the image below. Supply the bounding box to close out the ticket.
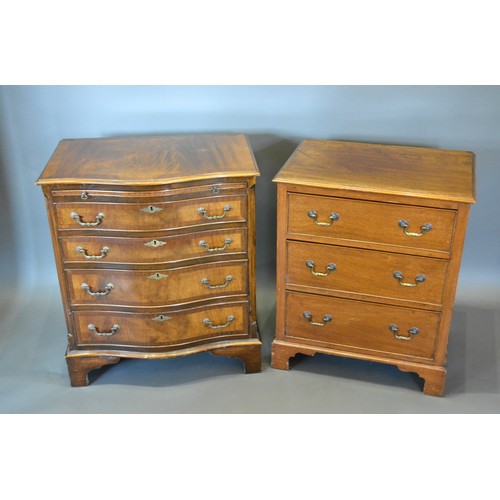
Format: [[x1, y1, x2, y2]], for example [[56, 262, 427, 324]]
[[37, 134, 261, 386]]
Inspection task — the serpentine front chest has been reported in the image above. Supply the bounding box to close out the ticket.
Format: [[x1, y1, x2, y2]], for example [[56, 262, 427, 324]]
[[37, 134, 261, 386]]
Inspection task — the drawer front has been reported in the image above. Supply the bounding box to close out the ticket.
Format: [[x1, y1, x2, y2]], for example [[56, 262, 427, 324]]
[[67, 260, 248, 307], [287, 241, 448, 306], [288, 193, 456, 253], [52, 182, 247, 203], [60, 228, 247, 265], [285, 291, 440, 360], [73, 302, 249, 347], [55, 194, 247, 231]]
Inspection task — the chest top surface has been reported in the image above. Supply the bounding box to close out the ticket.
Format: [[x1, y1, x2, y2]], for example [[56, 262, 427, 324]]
[[36, 133, 259, 186], [273, 140, 476, 204]]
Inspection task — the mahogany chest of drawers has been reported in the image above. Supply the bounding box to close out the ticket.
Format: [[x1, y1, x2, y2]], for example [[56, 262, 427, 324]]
[[271, 140, 476, 396], [37, 134, 261, 386]]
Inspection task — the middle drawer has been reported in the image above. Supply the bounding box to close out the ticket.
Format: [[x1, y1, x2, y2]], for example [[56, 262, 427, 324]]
[[60, 228, 247, 265], [287, 240, 449, 307], [66, 260, 248, 307]]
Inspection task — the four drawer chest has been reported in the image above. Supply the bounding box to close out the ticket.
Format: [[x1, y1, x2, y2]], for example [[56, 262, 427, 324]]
[[37, 134, 261, 386], [271, 140, 476, 396]]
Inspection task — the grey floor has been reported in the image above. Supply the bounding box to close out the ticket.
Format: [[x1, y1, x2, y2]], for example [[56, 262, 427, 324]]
[[1, 271, 500, 413]]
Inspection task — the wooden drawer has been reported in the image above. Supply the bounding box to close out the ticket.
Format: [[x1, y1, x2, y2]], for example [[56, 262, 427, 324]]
[[287, 240, 448, 307], [55, 194, 247, 232], [73, 301, 249, 348], [60, 228, 247, 265], [288, 193, 456, 254], [66, 260, 248, 307], [52, 182, 247, 203], [285, 291, 440, 360]]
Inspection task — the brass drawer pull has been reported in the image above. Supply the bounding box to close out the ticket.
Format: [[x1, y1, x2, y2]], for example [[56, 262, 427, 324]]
[[88, 323, 120, 337], [201, 275, 233, 289], [308, 210, 340, 226], [398, 219, 432, 237], [75, 246, 110, 260], [393, 271, 426, 287], [305, 259, 336, 276], [81, 282, 114, 296], [141, 205, 163, 213], [389, 324, 420, 341], [199, 237, 233, 253], [303, 311, 333, 326], [198, 204, 231, 220], [71, 212, 105, 226], [203, 315, 235, 329]]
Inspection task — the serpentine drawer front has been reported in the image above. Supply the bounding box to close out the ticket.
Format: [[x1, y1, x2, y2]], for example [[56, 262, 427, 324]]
[[272, 139, 476, 396], [59, 228, 248, 265], [37, 134, 261, 386], [73, 301, 249, 348], [55, 194, 247, 231]]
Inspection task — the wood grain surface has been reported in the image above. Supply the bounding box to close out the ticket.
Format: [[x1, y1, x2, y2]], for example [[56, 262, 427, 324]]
[[274, 139, 476, 203], [37, 134, 260, 185]]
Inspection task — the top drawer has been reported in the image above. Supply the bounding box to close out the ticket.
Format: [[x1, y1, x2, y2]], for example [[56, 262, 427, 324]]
[[287, 193, 456, 254], [55, 194, 247, 232]]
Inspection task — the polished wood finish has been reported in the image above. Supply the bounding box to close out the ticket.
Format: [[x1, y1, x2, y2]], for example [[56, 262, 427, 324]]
[[37, 134, 261, 385], [288, 193, 456, 254], [274, 139, 475, 203], [73, 302, 249, 347], [65, 354, 121, 387], [285, 291, 440, 360], [272, 139, 476, 396], [37, 134, 259, 185], [60, 228, 247, 265], [66, 261, 248, 307], [287, 240, 449, 308], [55, 194, 247, 231]]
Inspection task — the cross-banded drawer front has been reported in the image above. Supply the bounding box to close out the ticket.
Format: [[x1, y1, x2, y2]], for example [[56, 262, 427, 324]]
[[287, 240, 448, 307], [285, 292, 440, 360], [37, 134, 262, 386], [52, 182, 247, 203], [60, 228, 247, 265], [55, 194, 247, 232], [288, 193, 456, 254], [66, 260, 248, 307], [73, 302, 249, 347]]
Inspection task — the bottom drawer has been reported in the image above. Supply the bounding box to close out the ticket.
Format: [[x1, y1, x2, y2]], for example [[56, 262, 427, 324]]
[[285, 292, 440, 360], [73, 301, 249, 349]]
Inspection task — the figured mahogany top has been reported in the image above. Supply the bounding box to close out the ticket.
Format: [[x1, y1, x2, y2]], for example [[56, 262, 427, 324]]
[[36, 134, 260, 185], [274, 140, 476, 203]]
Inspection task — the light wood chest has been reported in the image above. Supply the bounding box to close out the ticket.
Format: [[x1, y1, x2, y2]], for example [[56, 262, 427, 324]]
[[271, 139, 476, 396], [37, 134, 261, 386]]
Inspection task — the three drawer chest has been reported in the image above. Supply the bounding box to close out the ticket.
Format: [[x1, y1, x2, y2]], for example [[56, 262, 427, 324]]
[[271, 140, 476, 396], [37, 134, 261, 386]]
